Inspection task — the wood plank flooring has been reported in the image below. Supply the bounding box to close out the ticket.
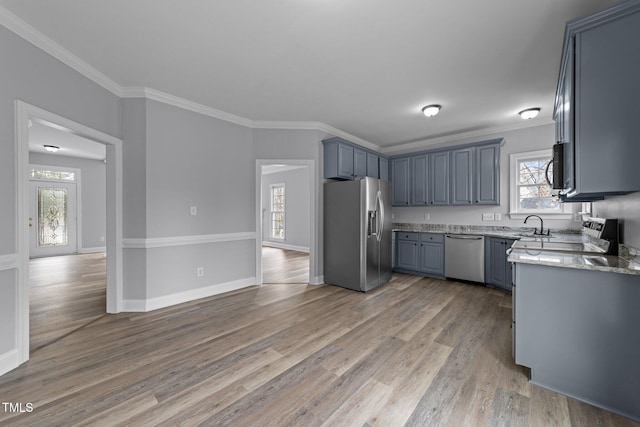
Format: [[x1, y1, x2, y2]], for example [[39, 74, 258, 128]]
[[1, 255, 637, 426], [262, 246, 309, 284]]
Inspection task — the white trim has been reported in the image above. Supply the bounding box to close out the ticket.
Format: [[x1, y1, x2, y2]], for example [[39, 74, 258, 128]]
[[262, 241, 310, 253], [121, 87, 254, 128], [15, 101, 124, 374], [121, 232, 256, 249], [121, 277, 256, 312], [0, 254, 18, 272], [79, 246, 106, 254], [0, 350, 19, 377], [310, 275, 324, 286], [256, 160, 316, 286], [0, 6, 121, 96]]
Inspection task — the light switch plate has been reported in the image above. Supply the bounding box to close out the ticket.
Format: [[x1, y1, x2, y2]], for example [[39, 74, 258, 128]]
[[494, 213, 502, 221], [190, 206, 197, 216], [482, 213, 494, 221], [424, 213, 430, 220]]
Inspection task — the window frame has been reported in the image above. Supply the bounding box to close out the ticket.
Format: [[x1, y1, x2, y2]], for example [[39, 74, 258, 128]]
[[270, 183, 285, 240], [509, 150, 571, 220]]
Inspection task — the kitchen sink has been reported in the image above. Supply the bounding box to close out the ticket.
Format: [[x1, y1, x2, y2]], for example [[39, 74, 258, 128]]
[[511, 240, 607, 254]]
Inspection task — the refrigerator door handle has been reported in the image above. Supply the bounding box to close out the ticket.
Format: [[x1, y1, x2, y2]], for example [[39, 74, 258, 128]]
[[376, 190, 384, 243]]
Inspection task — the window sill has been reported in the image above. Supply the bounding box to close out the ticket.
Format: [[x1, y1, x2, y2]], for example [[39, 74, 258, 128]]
[[508, 212, 574, 220]]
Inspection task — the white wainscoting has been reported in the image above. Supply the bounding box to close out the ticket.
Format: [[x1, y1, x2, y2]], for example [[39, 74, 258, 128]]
[[0, 253, 18, 272], [122, 277, 256, 312], [122, 232, 256, 249]]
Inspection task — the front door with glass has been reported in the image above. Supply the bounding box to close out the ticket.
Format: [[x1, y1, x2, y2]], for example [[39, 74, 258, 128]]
[[29, 181, 78, 257]]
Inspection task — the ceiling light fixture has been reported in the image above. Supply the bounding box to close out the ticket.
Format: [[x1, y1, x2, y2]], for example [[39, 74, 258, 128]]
[[44, 145, 60, 152], [422, 104, 441, 117], [519, 108, 541, 120]]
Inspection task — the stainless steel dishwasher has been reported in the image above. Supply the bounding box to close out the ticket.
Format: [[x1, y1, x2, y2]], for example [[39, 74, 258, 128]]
[[445, 235, 485, 283]]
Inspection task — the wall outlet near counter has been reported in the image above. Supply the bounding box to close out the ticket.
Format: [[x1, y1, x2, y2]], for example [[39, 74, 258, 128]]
[[482, 213, 495, 221], [494, 213, 501, 221], [424, 213, 430, 220]]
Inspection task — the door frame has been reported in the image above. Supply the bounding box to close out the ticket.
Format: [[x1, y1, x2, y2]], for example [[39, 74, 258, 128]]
[[255, 159, 317, 285], [15, 100, 123, 366]]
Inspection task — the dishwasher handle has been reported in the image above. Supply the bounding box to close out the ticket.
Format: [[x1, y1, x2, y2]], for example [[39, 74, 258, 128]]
[[445, 235, 483, 240]]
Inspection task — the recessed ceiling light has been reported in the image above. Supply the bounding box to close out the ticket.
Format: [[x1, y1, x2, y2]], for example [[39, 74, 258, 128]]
[[422, 105, 441, 117], [44, 145, 60, 152], [519, 108, 541, 120]]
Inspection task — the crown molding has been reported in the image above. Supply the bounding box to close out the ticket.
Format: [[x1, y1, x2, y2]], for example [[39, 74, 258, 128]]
[[0, 5, 121, 96], [380, 117, 554, 156], [121, 87, 255, 128]]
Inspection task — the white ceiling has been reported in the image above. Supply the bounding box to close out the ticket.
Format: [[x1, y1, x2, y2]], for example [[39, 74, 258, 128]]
[[29, 120, 106, 160], [0, 0, 618, 150]]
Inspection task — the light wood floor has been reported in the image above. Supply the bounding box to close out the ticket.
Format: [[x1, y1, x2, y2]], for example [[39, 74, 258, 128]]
[[1, 256, 637, 426], [262, 246, 309, 284]]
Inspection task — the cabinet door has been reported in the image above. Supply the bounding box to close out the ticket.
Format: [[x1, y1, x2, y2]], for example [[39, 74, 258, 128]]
[[354, 148, 367, 178], [504, 239, 515, 292], [429, 151, 450, 205], [397, 240, 419, 270], [475, 144, 500, 205], [337, 143, 355, 178], [366, 153, 379, 179], [379, 157, 389, 181], [420, 242, 444, 275], [450, 148, 474, 205], [487, 238, 507, 287], [411, 155, 428, 205], [391, 158, 410, 206]]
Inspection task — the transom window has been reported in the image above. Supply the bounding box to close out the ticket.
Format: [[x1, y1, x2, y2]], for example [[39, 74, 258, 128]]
[[509, 150, 568, 219], [270, 184, 285, 239], [30, 167, 76, 182]]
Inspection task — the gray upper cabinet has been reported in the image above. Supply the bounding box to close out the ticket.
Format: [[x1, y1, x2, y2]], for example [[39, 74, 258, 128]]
[[411, 155, 429, 205], [354, 148, 367, 178], [390, 139, 501, 207], [429, 151, 449, 205], [555, 1, 640, 199], [323, 137, 388, 181], [450, 148, 474, 205], [391, 158, 410, 206], [475, 144, 500, 205]]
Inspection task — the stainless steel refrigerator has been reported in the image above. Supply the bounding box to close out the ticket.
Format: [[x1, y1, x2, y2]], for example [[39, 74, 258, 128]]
[[324, 177, 392, 292]]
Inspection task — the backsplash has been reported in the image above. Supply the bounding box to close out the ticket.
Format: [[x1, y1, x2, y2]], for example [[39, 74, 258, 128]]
[[592, 192, 640, 249], [392, 222, 579, 235]]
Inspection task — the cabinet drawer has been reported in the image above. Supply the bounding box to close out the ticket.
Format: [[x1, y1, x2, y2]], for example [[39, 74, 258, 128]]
[[420, 233, 444, 243], [396, 232, 420, 241]]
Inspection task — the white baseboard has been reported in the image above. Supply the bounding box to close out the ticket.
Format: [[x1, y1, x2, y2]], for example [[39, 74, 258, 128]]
[[79, 246, 107, 254], [310, 275, 324, 285], [121, 277, 256, 312], [0, 349, 19, 377], [262, 241, 309, 253]]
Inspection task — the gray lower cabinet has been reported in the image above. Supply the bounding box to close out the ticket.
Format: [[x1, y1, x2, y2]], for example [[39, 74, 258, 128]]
[[485, 237, 515, 291], [394, 232, 444, 277], [513, 262, 640, 421]]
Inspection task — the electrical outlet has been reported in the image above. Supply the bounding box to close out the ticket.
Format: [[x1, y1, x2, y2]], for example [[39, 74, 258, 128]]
[[99, 236, 105, 242], [391, 213, 395, 220], [574, 213, 582, 222], [494, 213, 501, 221], [482, 213, 494, 221], [190, 206, 197, 216], [424, 213, 430, 220], [196, 267, 204, 277]]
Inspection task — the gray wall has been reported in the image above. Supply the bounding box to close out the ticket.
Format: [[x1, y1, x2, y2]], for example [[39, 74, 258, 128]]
[[592, 192, 640, 249], [0, 26, 120, 358], [261, 167, 311, 250], [29, 152, 106, 250], [388, 124, 581, 231]]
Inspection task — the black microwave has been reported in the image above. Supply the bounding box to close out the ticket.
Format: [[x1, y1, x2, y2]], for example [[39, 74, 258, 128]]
[[546, 143, 564, 190]]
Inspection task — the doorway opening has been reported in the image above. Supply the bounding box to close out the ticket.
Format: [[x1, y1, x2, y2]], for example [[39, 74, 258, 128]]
[[255, 160, 317, 286], [15, 101, 123, 366]]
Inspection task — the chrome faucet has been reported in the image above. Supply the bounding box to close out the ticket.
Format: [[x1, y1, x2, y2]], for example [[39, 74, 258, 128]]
[[524, 214, 548, 235]]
